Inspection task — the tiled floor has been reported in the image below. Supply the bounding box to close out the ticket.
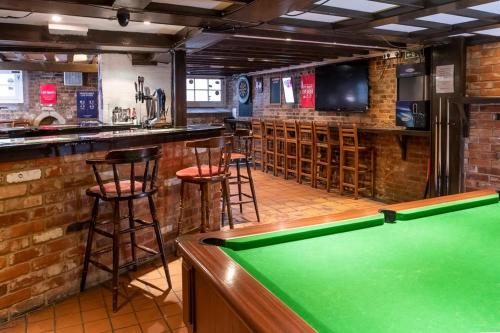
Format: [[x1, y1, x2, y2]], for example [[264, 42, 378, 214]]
[[1, 168, 384, 333]]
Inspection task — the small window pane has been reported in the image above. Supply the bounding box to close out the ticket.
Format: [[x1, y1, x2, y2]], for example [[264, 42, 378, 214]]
[[186, 78, 195, 89], [195, 90, 208, 101], [208, 79, 221, 89], [208, 90, 221, 102], [187, 90, 195, 102], [195, 79, 208, 90]]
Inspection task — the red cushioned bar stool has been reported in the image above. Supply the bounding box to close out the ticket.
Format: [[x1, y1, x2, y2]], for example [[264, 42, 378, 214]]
[[81, 146, 172, 312], [176, 136, 233, 235]]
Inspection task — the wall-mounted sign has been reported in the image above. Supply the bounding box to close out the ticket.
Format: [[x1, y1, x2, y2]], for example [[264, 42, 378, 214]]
[[39, 84, 57, 105], [77, 91, 98, 118], [300, 74, 315, 108], [255, 77, 263, 93], [270, 77, 281, 104], [435, 64, 454, 94]]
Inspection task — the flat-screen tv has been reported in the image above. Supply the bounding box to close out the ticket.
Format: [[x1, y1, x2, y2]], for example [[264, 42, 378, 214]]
[[315, 60, 369, 112]]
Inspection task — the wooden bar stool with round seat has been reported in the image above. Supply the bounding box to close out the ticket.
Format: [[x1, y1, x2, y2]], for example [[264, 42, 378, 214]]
[[81, 146, 172, 312], [176, 136, 233, 235], [251, 118, 264, 171], [284, 120, 299, 181], [313, 122, 339, 191], [339, 125, 375, 199], [263, 119, 276, 175], [298, 121, 315, 186], [222, 129, 260, 223]]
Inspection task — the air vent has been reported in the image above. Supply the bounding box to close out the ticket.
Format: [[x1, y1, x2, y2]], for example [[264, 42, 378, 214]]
[[64, 72, 83, 86]]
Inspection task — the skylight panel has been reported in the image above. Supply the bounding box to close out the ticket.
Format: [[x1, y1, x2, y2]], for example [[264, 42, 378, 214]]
[[449, 33, 475, 37], [468, 1, 500, 14], [475, 27, 500, 36], [317, 0, 398, 13], [374, 24, 427, 33], [282, 11, 348, 23], [417, 13, 477, 25]]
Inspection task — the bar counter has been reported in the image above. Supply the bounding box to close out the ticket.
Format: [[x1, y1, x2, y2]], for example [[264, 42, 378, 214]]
[[0, 124, 224, 320]]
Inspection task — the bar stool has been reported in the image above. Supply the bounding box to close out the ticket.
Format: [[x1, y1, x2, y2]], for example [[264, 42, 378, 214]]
[[275, 120, 286, 177], [339, 125, 375, 199], [81, 146, 172, 312], [176, 136, 233, 235], [251, 118, 264, 171], [264, 120, 276, 175], [222, 129, 260, 222], [313, 122, 339, 191], [284, 120, 299, 181], [298, 121, 314, 185]]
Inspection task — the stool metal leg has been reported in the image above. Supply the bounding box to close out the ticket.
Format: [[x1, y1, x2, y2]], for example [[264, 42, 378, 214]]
[[112, 200, 120, 312], [245, 158, 260, 222], [222, 178, 233, 229], [148, 196, 172, 289], [236, 160, 243, 213], [81, 197, 99, 292], [176, 181, 185, 237], [127, 199, 137, 271], [200, 183, 207, 233]]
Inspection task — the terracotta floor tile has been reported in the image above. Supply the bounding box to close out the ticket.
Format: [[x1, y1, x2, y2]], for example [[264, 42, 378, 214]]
[[135, 307, 162, 323], [165, 314, 184, 330], [160, 303, 182, 318], [110, 313, 139, 330], [140, 319, 170, 333], [106, 303, 134, 317], [114, 325, 142, 333], [55, 312, 81, 330], [0, 319, 26, 333], [54, 301, 80, 317], [154, 292, 180, 306], [81, 307, 108, 323], [80, 298, 105, 312], [26, 318, 53, 333], [172, 327, 188, 333], [54, 324, 83, 333], [27, 307, 54, 323], [83, 319, 112, 333]]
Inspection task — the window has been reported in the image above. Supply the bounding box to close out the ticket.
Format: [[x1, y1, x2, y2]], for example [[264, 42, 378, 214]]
[[186, 77, 224, 107], [0, 70, 23, 104]]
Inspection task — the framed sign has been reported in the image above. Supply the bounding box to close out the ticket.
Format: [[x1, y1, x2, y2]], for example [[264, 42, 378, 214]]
[[270, 77, 281, 104], [300, 74, 315, 108], [40, 84, 57, 105], [255, 77, 263, 93], [77, 91, 98, 118]]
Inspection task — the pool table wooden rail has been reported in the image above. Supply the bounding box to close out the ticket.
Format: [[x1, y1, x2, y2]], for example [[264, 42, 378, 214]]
[[177, 189, 496, 333]]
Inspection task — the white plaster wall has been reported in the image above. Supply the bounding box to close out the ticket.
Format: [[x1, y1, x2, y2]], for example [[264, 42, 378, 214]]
[[99, 54, 171, 124]]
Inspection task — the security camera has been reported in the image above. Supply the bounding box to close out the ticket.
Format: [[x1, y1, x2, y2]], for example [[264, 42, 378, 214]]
[[117, 8, 130, 27]]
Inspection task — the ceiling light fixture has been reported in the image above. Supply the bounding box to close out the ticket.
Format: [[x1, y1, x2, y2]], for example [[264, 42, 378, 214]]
[[475, 27, 500, 37], [48, 24, 88, 36], [469, 1, 500, 14], [73, 54, 88, 62], [282, 11, 348, 23], [317, 0, 398, 13], [448, 33, 475, 37], [51, 15, 62, 22], [233, 34, 388, 50], [374, 23, 427, 33], [417, 13, 477, 25], [144, 21, 151, 25]]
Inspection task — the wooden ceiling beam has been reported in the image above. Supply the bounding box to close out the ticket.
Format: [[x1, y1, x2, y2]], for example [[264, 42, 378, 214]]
[[113, 0, 151, 9], [0, 61, 97, 72], [222, 0, 317, 23]]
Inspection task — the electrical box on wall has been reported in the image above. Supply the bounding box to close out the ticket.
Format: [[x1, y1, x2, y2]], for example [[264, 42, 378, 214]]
[[64, 72, 83, 86], [396, 63, 430, 130]]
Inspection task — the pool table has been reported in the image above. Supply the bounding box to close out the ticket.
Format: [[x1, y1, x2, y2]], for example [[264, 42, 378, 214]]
[[177, 189, 500, 333]]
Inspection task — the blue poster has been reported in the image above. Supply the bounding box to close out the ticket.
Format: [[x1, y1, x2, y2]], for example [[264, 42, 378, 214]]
[[77, 91, 98, 118]]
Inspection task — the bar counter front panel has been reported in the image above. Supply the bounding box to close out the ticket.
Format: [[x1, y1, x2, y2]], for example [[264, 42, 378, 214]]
[[0, 125, 224, 321]]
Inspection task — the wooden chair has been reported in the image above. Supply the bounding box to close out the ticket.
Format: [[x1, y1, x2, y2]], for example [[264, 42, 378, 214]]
[[81, 146, 172, 312], [339, 125, 375, 199], [263, 120, 276, 175], [275, 120, 286, 177], [298, 121, 314, 186], [284, 120, 299, 181], [251, 118, 264, 170], [176, 136, 233, 235], [313, 122, 339, 191], [222, 129, 260, 222]]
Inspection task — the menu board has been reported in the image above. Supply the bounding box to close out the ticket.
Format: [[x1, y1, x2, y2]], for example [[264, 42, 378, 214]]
[[77, 91, 98, 118], [300, 74, 315, 108], [270, 77, 281, 104]]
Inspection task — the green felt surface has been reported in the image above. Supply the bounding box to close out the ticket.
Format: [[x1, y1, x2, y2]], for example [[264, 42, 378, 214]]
[[222, 200, 500, 333]]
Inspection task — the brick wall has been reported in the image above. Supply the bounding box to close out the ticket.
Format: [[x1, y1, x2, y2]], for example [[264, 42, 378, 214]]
[[0, 142, 220, 322], [234, 57, 430, 202], [0, 71, 97, 124], [465, 42, 500, 190]]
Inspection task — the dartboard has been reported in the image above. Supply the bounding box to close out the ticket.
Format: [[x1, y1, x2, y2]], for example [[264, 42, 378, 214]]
[[237, 76, 251, 104]]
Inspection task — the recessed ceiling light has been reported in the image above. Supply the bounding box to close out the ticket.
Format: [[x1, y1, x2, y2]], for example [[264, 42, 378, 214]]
[[51, 15, 62, 22], [375, 23, 427, 33], [286, 37, 292, 41], [417, 13, 477, 25], [449, 33, 475, 37], [469, 1, 500, 14], [317, 0, 398, 13], [475, 27, 500, 36], [282, 11, 348, 23], [144, 21, 151, 25]]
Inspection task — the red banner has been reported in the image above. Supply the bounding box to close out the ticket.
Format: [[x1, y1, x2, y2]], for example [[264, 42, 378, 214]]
[[300, 74, 315, 108], [40, 84, 57, 105]]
